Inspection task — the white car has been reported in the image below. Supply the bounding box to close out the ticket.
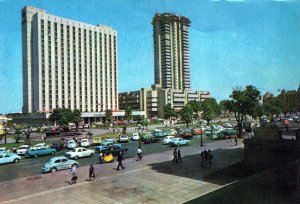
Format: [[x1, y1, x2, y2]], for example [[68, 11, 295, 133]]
[[80, 139, 90, 147], [67, 140, 77, 149], [131, 133, 140, 141], [0, 147, 10, 153], [65, 147, 95, 159], [33, 143, 49, 150], [16, 145, 30, 155], [119, 135, 129, 143], [163, 136, 175, 145]]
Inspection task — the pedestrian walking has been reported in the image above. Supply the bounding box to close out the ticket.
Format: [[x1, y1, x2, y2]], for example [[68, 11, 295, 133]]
[[204, 150, 208, 166], [89, 164, 95, 181], [70, 164, 77, 184], [178, 149, 182, 163], [200, 151, 205, 168], [99, 152, 103, 164], [172, 148, 178, 164], [116, 152, 125, 170], [117, 127, 120, 133], [234, 135, 238, 146], [208, 150, 213, 165], [136, 148, 142, 161]]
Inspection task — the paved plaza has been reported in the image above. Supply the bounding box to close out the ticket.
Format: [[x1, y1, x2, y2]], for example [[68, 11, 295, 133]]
[[0, 139, 245, 204]]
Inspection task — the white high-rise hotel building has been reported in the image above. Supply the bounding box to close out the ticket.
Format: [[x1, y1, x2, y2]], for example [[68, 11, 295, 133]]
[[22, 6, 118, 113]]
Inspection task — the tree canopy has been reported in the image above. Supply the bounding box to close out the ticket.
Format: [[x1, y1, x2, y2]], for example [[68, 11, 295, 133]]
[[224, 85, 262, 137], [179, 104, 193, 128], [105, 109, 113, 124], [48, 109, 82, 130], [187, 100, 201, 121], [200, 98, 220, 126], [125, 106, 133, 123]]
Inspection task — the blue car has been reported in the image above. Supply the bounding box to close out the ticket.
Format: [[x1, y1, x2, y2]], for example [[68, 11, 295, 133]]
[[0, 152, 21, 164], [169, 138, 189, 147], [42, 156, 79, 173], [25, 147, 57, 158]]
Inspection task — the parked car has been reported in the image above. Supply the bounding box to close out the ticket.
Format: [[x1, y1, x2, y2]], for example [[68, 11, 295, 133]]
[[33, 143, 49, 150], [65, 147, 95, 159], [95, 143, 121, 152], [67, 140, 77, 149], [25, 147, 57, 158], [191, 128, 204, 135], [50, 142, 65, 151], [169, 138, 189, 147], [41, 156, 79, 173], [162, 136, 175, 145], [98, 144, 128, 156], [152, 129, 165, 138], [0, 147, 10, 153], [0, 152, 21, 164], [163, 129, 177, 136], [131, 133, 140, 141], [143, 136, 161, 144], [118, 134, 129, 143], [80, 139, 90, 147], [16, 145, 30, 155], [115, 120, 126, 125]]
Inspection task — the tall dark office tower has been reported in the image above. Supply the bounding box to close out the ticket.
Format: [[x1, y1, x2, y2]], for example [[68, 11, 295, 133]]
[[152, 13, 191, 91]]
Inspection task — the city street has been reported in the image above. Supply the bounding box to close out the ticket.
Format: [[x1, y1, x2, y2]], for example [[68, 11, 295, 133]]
[[0, 139, 245, 204]]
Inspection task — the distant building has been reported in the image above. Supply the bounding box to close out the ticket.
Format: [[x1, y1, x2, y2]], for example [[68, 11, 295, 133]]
[[119, 85, 211, 118], [152, 13, 191, 91], [263, 85, 300, 113], [119, 13, 211, 118], [21, 6, 118, 114]]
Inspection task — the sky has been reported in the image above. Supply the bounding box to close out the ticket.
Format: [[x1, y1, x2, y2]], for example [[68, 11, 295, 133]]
[[0, 0, 299, 113]]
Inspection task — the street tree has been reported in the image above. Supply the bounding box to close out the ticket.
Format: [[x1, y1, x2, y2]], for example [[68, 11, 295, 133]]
[[163, 103, 177, 127], [125, 106, 133, 124], [263, 98, 282, 120], [59, 109, 74, 131], [179, 104, 193, 128], [105, 109, 113, 124], [72, 109, 82, 131], [200, 98, 221, 126], [224, 85, 262, 137], [187, 100, 201, 122], [48, 108, 61, 126]]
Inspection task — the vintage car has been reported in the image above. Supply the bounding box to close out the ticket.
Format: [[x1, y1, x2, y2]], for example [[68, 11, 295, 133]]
[[41, 156, 79, 173], [98, 144, 128, 156], [162, 136, 175, 145], [65, 147, 95, 159], [169, 138, 189, 147], [130, 133, 140, 141], [50, 142, 65, 151], [0, 152, 21, 164], [67, 140, 77, 149], [118, 134, 129, 143], [25, 147, 57, 158], [33, 143, 49, 149], [16, 145, 30, 155], [80, 139, 90, 147]]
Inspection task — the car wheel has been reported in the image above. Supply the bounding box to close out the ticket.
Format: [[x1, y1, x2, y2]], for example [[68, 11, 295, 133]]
[[51, 168, 57, 173], [90, 153, 94, 156], [34, 154, 38, 158], [13, 158, 19, 163], [75, 156, 79, 160]]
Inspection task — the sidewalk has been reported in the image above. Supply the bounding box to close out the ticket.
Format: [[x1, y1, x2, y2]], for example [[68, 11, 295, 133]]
[[0, 139, 244, 204]]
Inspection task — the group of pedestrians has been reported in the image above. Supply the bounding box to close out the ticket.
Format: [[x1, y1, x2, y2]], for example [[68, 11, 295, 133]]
[[172, 148, 182, 164], [200, 149, 213, 168]]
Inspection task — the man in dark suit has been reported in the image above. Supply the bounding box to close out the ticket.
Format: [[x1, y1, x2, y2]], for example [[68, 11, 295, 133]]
[[116, 152, 125, 170]]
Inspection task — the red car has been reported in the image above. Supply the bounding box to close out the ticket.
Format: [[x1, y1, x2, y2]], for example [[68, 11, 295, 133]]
[[115, 120, 126, 125]]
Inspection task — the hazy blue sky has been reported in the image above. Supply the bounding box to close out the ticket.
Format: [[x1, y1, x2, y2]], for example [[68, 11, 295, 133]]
[[0, 0, 299, 113]]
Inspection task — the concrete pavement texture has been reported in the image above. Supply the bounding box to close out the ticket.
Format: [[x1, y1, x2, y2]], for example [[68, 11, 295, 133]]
[[0, 139, 245, 204]]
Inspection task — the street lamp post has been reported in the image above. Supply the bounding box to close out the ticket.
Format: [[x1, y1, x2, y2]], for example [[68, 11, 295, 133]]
[[4, 123, 7, 144], [200, 132, 203, 147]]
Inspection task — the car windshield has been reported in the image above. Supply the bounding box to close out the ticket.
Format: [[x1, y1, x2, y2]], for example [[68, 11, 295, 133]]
[[19, 147, 27, 149], [71, 149, 77, 152]]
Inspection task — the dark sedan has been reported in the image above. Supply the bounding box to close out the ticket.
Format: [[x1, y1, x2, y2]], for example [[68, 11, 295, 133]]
[[99, 145, 128, 156], [50, 142, 65, 151]]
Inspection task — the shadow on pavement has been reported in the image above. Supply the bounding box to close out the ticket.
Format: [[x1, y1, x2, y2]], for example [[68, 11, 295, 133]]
[[148, 147, 298, 203]]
